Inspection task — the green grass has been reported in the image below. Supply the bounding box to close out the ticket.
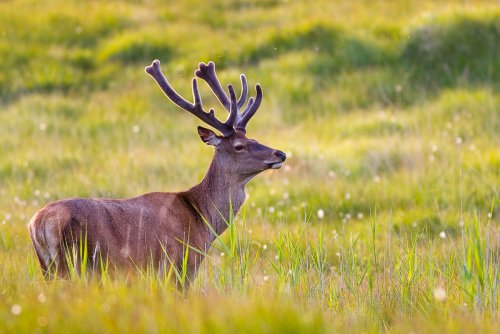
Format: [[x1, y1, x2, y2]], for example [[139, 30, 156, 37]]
[[0, 0, 498, 332]]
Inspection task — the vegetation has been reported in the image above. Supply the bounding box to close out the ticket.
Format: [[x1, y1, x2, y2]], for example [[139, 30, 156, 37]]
[[0, 0, 498, 332]]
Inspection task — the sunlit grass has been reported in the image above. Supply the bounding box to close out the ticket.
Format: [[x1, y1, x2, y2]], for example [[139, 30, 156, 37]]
[[0, 0, 498, 332]]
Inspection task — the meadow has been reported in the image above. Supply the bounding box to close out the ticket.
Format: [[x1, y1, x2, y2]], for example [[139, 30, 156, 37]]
[[0, 0, 499, 332]]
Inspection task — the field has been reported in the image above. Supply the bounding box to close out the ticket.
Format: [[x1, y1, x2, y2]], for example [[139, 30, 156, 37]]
[[0, 0, 499, 332]]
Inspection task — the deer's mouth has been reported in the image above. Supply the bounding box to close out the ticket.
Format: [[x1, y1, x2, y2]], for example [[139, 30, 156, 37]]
[[268, 162, 283, 169]]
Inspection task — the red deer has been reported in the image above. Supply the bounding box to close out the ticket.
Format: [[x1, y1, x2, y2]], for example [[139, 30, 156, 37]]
[[28, 60, 286, 285]]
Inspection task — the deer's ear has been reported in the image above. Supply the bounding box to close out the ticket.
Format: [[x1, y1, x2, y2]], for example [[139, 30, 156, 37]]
[[197, 126, 221, 147]]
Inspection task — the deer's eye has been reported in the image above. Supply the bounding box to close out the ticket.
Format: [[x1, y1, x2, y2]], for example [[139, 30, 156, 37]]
[[234, 144, 245, 151]]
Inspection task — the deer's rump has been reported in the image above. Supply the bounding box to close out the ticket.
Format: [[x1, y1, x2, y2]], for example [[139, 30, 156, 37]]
[[28, 193, 195, 276]]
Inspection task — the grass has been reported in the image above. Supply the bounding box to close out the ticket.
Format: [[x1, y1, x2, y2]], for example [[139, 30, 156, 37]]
[[0, 0, 498, 332]]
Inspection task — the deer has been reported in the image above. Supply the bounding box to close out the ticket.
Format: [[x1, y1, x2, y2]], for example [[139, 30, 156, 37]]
[[28, 60, 286, 286]]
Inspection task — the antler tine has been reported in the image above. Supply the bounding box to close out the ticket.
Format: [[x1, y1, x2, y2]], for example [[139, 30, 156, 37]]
[[195, 62, 231, 111], [191, 78, 203, 111], [145, 60, 234, 137], [236, 74, 248, 109], [226, 84, 238, 127], [241, 97, 255, 117], [235, 84, 262, 132]]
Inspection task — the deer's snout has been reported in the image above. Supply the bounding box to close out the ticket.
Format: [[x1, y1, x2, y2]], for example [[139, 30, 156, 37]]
[[274, 150, 286, 162]]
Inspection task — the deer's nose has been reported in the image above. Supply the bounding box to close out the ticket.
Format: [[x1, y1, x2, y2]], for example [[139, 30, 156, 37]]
[[274, 150, 286, 162]]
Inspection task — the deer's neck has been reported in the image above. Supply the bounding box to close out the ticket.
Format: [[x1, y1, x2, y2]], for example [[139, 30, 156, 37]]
[[185, 155, 247, 238]]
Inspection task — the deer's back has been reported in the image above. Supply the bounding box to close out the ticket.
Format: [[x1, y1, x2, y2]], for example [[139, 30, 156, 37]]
[[28, 192, 202, 268]]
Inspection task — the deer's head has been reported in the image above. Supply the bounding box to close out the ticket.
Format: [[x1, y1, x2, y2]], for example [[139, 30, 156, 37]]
[[145, 60, 286, 179]]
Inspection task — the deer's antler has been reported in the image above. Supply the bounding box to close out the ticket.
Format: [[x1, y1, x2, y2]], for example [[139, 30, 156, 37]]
[[145, 60, 237, 137], [195, 61, 262, 133], [146, 60, 261, 136]]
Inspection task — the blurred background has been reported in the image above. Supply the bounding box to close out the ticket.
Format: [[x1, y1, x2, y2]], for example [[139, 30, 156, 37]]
[[1, 0, 497, 231], [0, 0, 498, 332]]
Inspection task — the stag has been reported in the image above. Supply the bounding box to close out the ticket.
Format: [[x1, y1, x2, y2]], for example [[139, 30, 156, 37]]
[[28, 60, 286, 285]]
